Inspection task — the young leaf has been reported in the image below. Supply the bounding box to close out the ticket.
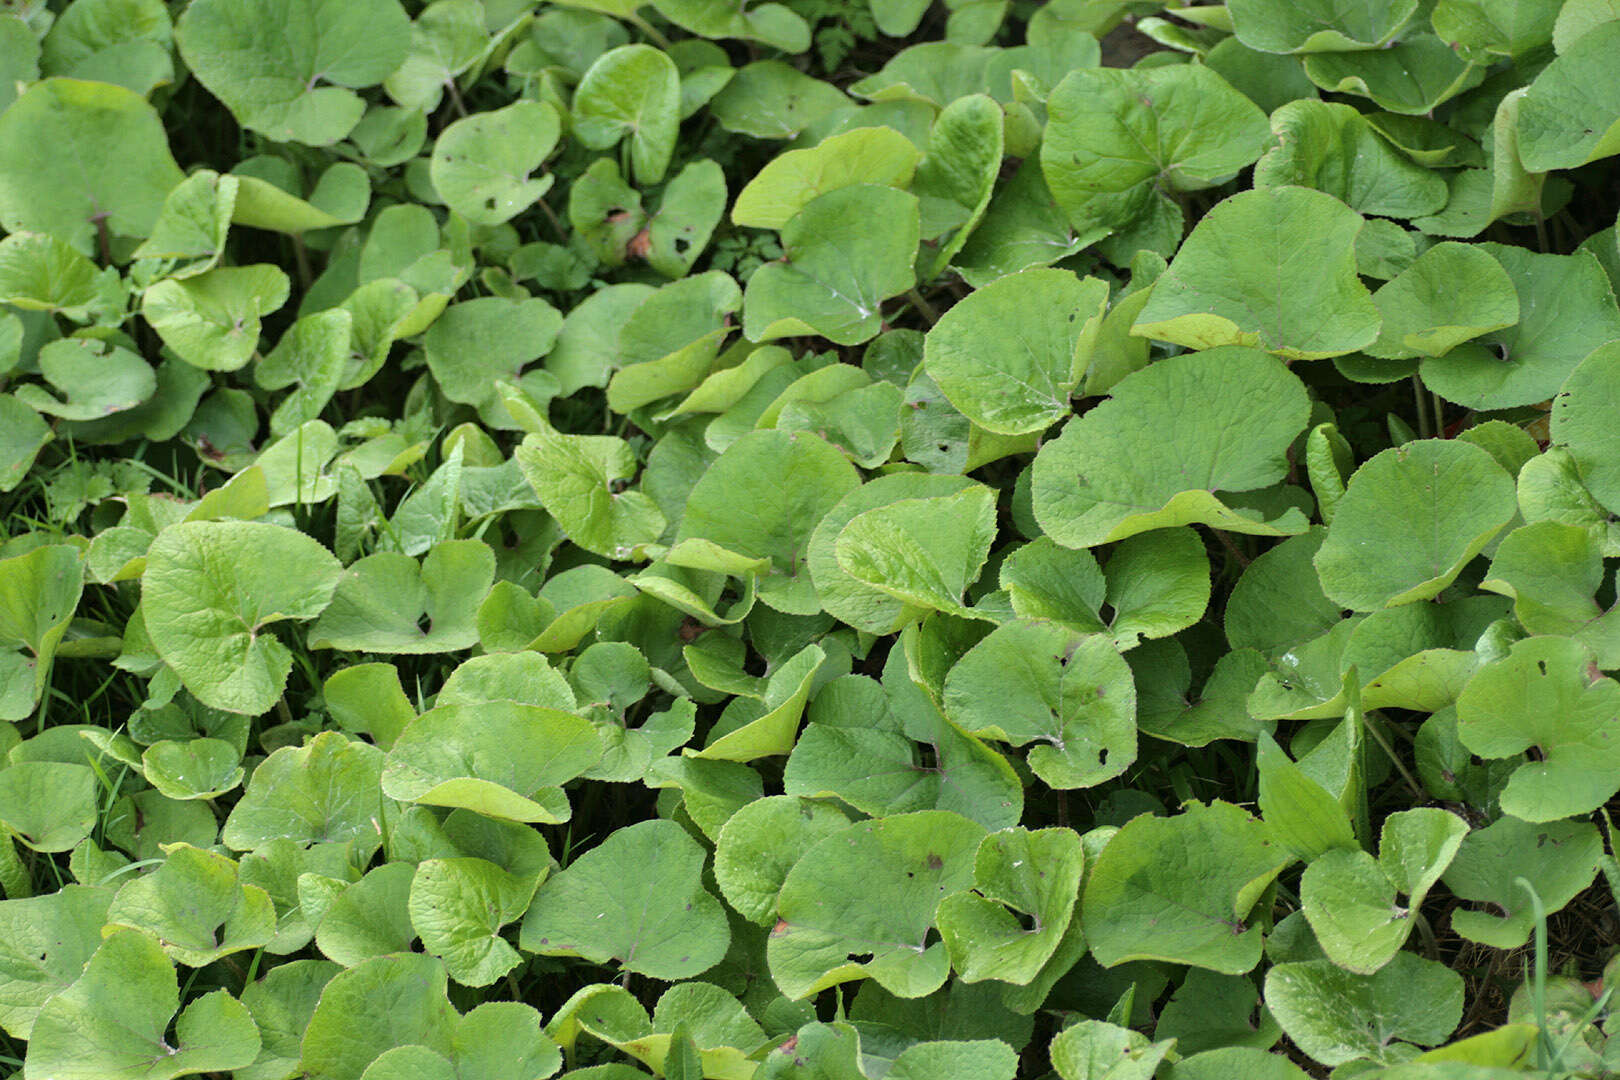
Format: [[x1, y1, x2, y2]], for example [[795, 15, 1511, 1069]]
[[573, 44, 681, 185], [1264, 953, 1462, 1067], [834, 486, 998, 620], [943, 625, 1137, 790], [430, 100, 560, 226], [1042, 65, 1269, 245]]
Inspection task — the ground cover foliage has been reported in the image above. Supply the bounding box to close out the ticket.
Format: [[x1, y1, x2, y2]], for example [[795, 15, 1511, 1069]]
[[9, 0, 1620, 1076]]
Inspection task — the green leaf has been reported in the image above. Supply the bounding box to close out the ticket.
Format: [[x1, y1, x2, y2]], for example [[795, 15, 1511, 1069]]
[[221, 730, 386, 853], [694, 643, 824, 761], [0, 78, 183, 255], [141, 521, 342, 715], [0, 884, 113, 1039], [944, 626, 1137, 789], [922, 269, 1108, 435], [309, 540, 495, 654], [520, 818, 730, 980], [937, 826, 1084, 984], [1315, 439, 1516, 611], [733, 127, 922, 230], [105, 844, 275, 966], [913, 93, 1003, 278], [315, 862, 416, 967], [515, 431, 666, 559], [39, 0, 175, 97], [176, 0, 412, 146], [768, 810, 986, 999], [0, 544, 84, 723], [1256, 730, 1356, 862], [1030, 347, 1311, 548], [142, 737, 243, 800], [431, 100, 560, 225], [131, 170, 237, 279], [1482, 521, 1620, 665], [1081, 801, 1289, 973], [1254, 101, 1448, 219], [809, 474, 979, 634], [142, 264, 292, 373], [25, 928, 260, 1080], [1366, 242, 1519, 359], [1302, 34, 1483, 116], [743, 184, 919, 347], [1264, 953, 1463, 1067], [0, 762, 97, 853], [654, 0, 809, 52], [0, 232, 106, 319], [256, 309, 352, 436], [713, 795, 852, 925], [422, 296, 563, 424], [573, 44, 680, 185], [1441, 816, 1601, 948], [1551, 340, 1620, 516], [1133, 187, 1380, 359], [300, 954, 458, 1080], [1041, 65, 1269, 246], [1433, 0, 1561, 57], [834, 486, 997, 621], [1230, 0, 1420, 51], [1457, 635, 1620, 821], [709, 60, 850, 140], [1518, 22, 1620, 170], [1422, 247, 1620, 411], [382, 701, 601, 823], [677, 429, 860, 614], [1300, 807, 1467, 974], [1049, 1020, 1175, 1080], [0, 396, 53, 495]]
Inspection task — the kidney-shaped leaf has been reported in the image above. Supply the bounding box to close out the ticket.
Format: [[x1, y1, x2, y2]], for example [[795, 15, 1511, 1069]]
[[1133, 187, 1379, 360], [1230, 0, 1420, 52], [834, 486, 998, 621], [1314, 439, 1515, 611], [0, 78, 183, 254], [573, 44, 680, 185], [1082, 800, 1289, 974], [515, 431, 666, 559], [936, 826, 1085, 985], [430, 100, 561, 226], [25, 928, 260, 1080], [733, 126, 921, 230], [222, 730, 385, 854], [1042, 64, 1269, 244], [923, 269, 1108, 435], [520, 818, 730, 980], [1457, 635, 1620, 822], [768, 810, 986, 1000], [1264, 953, 1462, 1067], [1031, 347, 1311, 548], [944, 626, 1137, 790], [142, 521, 342, 715], [309, 540, 495, 654], [743, 184, 920, 347], [176, 0, 411, 146], [0, 544, 83, 723], [382, 701, 600, 823]]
